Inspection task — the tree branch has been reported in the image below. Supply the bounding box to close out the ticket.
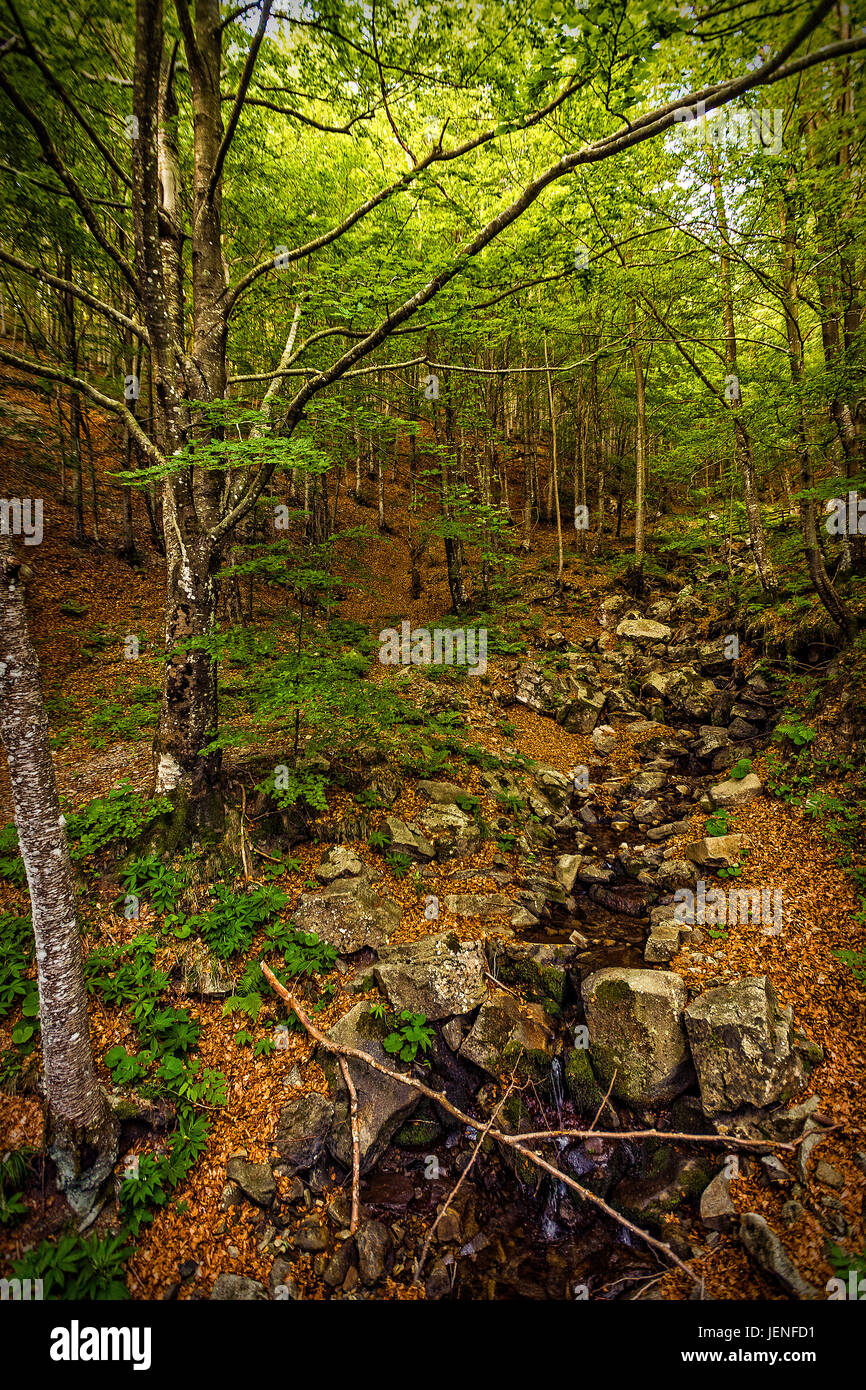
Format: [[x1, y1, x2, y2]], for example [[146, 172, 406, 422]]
[[206, 0, 273, 204]]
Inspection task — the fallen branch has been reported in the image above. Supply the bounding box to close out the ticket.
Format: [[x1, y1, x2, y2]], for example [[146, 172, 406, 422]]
[[338, 1055, 360, 1235]]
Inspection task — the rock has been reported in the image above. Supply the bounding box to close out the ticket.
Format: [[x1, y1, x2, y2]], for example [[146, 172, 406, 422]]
[[700, 1172, 737, 1232], [425, 1258, 451, 1299], [739, 1213, 819, 1299], [760, 1155, 793, 1184], [417, 780, 470, 804], [293, 1219, 328, 1252], [443, 892, 514, 918], [770, 1095, 820, 1141], [655, 859, 697, 892], [555, 852, 583, 894], [563, 1047, 605, 1112], [815, 1160, 844, 1189], [323, 1238, 355, 1288], [293, 879, 401, 953], [684, 833, 749, 870], [581, 968, 694, 1106], [374, 931, 486, 1020], [355, 1219, 392, 1285], [684, 976, 810, 1117], [531, 764, 574, 811], [225, 1157, 276, 1207], [591, 725, 618, 755], [210, 1274, 269, 1301], [644, 922, 683, 964], [460, 992, 555, 1077], [489, 939, 576, 1007], [315, 845, 365, 883], [435, 1208, 461, 1243], [633, 798, 666, 826], [629, 769, 667, 796], [614, 1148, 714, 1226], [322, 1004, 419, 1172], [268, 1258, 299, 1298], [616, 618, 672, 644], [708, 773, 762, 808], [384, 817, 435, 862], [417, 804, 481, 860], [274, 1093, 335, 1172]]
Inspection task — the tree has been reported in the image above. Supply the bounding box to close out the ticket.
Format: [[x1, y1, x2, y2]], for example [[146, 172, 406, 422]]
[[0, 536, 118, 1213]]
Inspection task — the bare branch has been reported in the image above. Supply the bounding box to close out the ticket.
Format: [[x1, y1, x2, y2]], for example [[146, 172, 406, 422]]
[[206, 0, 273, 204], [0, 248, 150, 345]]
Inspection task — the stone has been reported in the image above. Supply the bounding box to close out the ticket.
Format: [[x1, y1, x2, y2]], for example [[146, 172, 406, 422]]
[[426, 1258, 451, 1300], [323, 1238, 356, 1288], [683, 833, 749, 870], [225, 1157, 276, 1208], [210, 1274, 269, 1301], [322, 1004, 419, 1172], [633, 798, 666, 826], [292, 878, 401, 953], [581, 968, 694, 1106], [700, 1172, 737, 1232], [616, 618, 672, 644], [374, 931, 486, 1020], [268, 1258, 299, 1298], [563, 1047, 605, 1113], [708, 773, 762, 809], [417, 780, 470, 804], [435, 1208, 461, 1243], [655, 859, 697, 892], [460, 992, 555, 1077], [555, 852, 583, 894], [815, 1160, 844, 1189], [355, 1219, 392, 1285], [443, 893, 514, 918], [384, 816, 435, 862], [591, 724, 618, 755], [489, 939, 576, 1007], [274, 1093, 335, 1171], [417, 804, 481, 860], [315, 845, 365, 883], [644, 922, 683, 964], [739, 1213, 819, 1300], [293, 1219, 328, 1252], [684, 976, 810, 1117]]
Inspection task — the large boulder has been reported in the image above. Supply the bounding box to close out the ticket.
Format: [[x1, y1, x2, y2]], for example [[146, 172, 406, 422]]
[[292, 878, 400, 953], [581, 968, 693, 1106], [322, 1004, 419, 1172], [684, 976, 811, 1117], [374, 931, 486, 1020]]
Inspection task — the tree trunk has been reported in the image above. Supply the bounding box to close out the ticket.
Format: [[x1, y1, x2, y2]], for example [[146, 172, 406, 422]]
[[0, 539, 118, 1214], [628, 299, 646, 563]]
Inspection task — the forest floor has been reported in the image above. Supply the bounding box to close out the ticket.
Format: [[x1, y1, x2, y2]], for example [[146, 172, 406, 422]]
[[1, 368, 864, 1302]]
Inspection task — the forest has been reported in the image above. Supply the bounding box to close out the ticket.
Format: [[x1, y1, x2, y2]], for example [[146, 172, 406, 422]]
[[0, 0, 865, 1338]]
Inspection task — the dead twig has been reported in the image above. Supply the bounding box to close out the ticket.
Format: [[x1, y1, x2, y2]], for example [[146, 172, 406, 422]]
[[338, 1055, 360, 1235]]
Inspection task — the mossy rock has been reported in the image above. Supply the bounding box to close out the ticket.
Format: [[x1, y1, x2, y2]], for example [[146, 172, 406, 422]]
[[563, 1048, 605, 1114]]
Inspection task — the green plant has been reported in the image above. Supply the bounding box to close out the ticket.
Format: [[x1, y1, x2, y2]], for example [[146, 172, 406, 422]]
[[0, 911, 34, 1018], [0, 823, 25, 884], [705, 807, 731, 837], [832, 946, 866, 986], [64, 785, 173, 861], [385, 850, 412, 879], [728, 758, 753, 781], [0, 1148, 32, 1227], [12, 1229, 132, 1299], [120, 855, 186, 914], [187, 884, 290, 959], [382, 1010, 433, 1063]]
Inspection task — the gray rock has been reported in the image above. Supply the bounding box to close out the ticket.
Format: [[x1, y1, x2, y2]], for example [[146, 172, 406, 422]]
[[708, 773, 762, 809], [374, 931, 486, 1020], [417, 804, 480, 860], [211, 1273, 269, 1301], [685, 976, 810, 1117], [355, 1219, 392, 1285], [323, 1004, 419, 1172], [700, 1172, 737, 1231], [555, 852, 583, 894], [581, 968, 694, 1106], [294, 1219, 328, 1252], [443, 892, 514, 918], [225, 1157, 276, 1208], [655, 858, 697, 892], [293, 878, 401, 953], [634, 798, 666, 826], [416, 780, 470, 804], [316, 845, 365, 883], [739, 1213, 819, 1299], [384, 817, 435, 862], [684, 832, 749, 870], [274, 1093, 335, 1172], [616, 618, 672, 644], [460, 993, 555, 1076], [591, 725, 618, 755], [644, 922, 684, 963]]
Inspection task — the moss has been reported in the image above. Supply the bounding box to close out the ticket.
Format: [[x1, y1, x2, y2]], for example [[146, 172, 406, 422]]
[[594, 976, 632, 1008], [564, 1047, 604, 1113]]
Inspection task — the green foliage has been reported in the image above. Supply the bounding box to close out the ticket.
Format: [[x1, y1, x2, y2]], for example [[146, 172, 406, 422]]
[[12, 1229, 132, 1299], [120, 855, 187, 914], [832, 946, 866, 987], [0, 1148, 32, 1227], [704, 807, 731, 838], [385, 851, 412, 879], [119, 1110, 211, 1234], [382, 1009, 434, 1063], [773, 715, 817, 750], [728, 758, 753, 781], [187, 884, 290, 959], [64, 785, 173, 861], [0, 911, 34, 1019], [259, 766, 329, 813]]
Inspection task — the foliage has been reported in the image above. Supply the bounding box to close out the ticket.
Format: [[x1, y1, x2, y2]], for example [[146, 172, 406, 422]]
[[64, 785, 173, 861], [382, 1010, 434, 1064], [12, 1230, 132, 1300]]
